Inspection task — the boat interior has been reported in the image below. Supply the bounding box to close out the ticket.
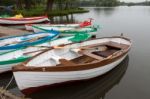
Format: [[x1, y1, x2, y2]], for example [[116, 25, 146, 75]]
[[58, 41, 128, 66], [0, 33, 50, 46], [27, 40, 130, 67]]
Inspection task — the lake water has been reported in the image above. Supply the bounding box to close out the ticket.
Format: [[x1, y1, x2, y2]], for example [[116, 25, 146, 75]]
[[1, 6, 150, 99]]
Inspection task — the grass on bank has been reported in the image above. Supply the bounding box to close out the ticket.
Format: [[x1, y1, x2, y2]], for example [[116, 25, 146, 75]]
[[16, 7, 89, 17]]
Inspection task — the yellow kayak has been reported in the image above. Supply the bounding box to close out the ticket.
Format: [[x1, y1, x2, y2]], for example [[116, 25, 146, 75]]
[[10, 13, 23, 19]]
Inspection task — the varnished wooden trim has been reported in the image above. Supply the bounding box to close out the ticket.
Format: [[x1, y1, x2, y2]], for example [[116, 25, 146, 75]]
[[13, 36, 131, 72]]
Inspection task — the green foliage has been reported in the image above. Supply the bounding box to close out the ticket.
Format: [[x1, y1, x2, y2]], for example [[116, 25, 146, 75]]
[[95, 0, 119, 6], [1, 0, 89, 16], [79, 0, 119, 7], [16, 7, 88, 17], [16, 7, 45, 16], [0, 0, 15, 6]]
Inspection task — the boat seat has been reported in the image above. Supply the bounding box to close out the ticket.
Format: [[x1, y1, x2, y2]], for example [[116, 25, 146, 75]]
[[59, 59, 76, 66], [79, 50, 104, 60], [92, 49, 118, 58], [50, 53, 76, 66], [70, 48, 81, 53], [50, 54, 62, 63]]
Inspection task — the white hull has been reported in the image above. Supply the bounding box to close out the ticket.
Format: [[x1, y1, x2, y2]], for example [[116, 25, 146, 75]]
[[25, 23, 50, 31], [13, 54, 127, 90], [25, 24, 80, 31], [0, 17, 49, 24], [32, 26, 97, 36], [33, 26, 73, 33], [60, 31, 97, 36], [0, 63, 20, 73]]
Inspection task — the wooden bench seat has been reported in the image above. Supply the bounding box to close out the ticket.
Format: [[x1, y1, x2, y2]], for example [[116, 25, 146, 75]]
[[59, 59, 76, 66], [79, 51, 104, 60]]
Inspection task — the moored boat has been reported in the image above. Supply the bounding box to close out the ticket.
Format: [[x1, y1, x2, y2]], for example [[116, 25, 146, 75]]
[[0, 47, 44, 74], [25, 18, 93, 31], [0, 16, 49, 25], [0, 30, 59, 53], [32, 25, 98, 37], [0, 33, 91, 73], [25, 23, 50, 31], [13, 36, 132, 93], [29, 56, 129, 98]]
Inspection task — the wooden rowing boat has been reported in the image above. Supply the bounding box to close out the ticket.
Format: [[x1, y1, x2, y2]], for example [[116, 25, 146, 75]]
[[0, 30, 59, 53], [0, 16, 49, 25], [0, 33, 91, 73], [29, 56, 129, 98], [13, 36, 132, 93], [25, 18, 93, 31]]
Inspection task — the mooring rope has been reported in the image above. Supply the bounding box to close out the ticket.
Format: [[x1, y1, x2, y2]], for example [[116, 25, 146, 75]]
[[5, 75, 14, 90], [0, 75, 14, 99], [0, 87, 6, 99]]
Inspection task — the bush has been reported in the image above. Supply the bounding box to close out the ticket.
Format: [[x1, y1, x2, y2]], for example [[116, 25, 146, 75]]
[[16, 7, 89, 17]]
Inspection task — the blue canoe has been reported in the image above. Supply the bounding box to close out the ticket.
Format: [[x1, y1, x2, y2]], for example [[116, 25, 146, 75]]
[[0, 30, 59, 52]]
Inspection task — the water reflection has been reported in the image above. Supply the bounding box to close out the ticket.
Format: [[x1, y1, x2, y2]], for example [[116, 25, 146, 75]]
[[50, 14, 76, 24], [93, 7, 116, 16], [28, 56, 129, 99], [6, 14, 76, 30]]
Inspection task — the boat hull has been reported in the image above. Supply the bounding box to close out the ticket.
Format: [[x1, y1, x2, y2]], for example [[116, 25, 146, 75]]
[[13, 53, 127, 92], [0, 63, 21, 73], [0, 31, 59, 52], [25, 23, 81, 31], [32, 26, 97, 36], [0, 16, 49, 25]]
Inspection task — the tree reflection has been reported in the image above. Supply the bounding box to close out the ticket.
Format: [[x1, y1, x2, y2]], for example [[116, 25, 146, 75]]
[[93, 7, 116, 16]]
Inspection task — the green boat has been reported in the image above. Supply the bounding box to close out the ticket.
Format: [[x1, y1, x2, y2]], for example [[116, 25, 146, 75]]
[[0, 33, 91, 73], [32, 25, 99, 37]]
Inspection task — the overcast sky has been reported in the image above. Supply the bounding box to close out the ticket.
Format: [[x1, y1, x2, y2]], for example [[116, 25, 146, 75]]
[[120, 0, 149, 2]]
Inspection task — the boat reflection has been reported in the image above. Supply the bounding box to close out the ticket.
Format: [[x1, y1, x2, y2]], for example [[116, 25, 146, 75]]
[[50, 14, 76, 24], [28, 56, 129, 99]]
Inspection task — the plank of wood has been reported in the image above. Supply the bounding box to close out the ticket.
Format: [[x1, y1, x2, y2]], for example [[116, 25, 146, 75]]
[[80, 51, 104, 60], [59, 59, 76, 66]]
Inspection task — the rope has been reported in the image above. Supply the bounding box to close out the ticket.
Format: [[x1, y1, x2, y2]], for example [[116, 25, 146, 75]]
[[0, 87, 6, 99], [0, 94, 4, 99], [5, 76, 14, 90]]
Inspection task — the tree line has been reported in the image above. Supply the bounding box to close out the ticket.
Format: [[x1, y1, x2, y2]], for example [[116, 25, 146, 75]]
[[0, 0, 79, 11], [79, 0, 119, 7], [0, 0, 120, 10]]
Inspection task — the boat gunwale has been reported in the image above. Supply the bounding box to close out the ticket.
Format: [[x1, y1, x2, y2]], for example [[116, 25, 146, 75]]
[[0, 55, 31, 65], [32, 25, 98, 34], [0, 31, 59, 50], [0, 16, 48, 21], [13, 36, 131, 72]]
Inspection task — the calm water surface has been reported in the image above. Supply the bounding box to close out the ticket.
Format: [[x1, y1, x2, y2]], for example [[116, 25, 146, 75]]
[[0, 6, 150, 99]]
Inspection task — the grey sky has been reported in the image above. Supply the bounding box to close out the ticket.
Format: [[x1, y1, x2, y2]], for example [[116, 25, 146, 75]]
[[120, 0, 150, 2]]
